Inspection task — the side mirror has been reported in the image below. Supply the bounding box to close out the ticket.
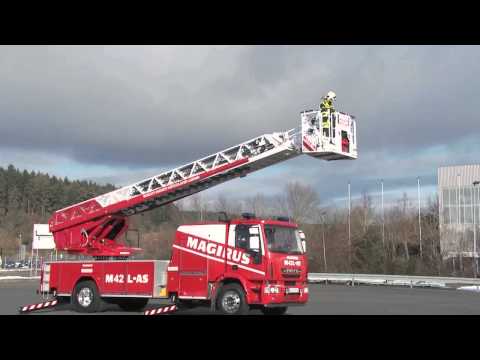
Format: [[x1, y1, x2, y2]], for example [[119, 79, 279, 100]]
[[249, 235, 260, 252], [298, 230, 306, 253], [248, 235, 262, 264]]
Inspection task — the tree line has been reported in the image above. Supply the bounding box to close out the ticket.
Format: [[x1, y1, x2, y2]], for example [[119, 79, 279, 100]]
[[1, 164, 455, 277], [171, 182, 449, 277], [0, 164, 184, 257], [0, 164, 115, 254]]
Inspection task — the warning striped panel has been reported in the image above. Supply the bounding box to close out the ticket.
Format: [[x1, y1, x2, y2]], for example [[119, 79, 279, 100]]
[[144, 305, 177, 316], [19, 299, 59, 313]]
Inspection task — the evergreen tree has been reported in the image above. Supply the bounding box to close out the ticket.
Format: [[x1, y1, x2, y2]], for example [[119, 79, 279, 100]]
[[0, 164, 123, 252], [0, 168, 7, 215]]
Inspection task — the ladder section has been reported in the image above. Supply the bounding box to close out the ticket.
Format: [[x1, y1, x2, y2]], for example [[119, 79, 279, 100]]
[[50, 129, 301, 232]]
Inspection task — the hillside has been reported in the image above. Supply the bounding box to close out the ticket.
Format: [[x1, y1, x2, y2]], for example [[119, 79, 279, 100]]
[[0, 165, 451, 278]]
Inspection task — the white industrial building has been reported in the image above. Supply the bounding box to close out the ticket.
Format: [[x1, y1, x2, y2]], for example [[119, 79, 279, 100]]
[[438, 165, 480, 260]]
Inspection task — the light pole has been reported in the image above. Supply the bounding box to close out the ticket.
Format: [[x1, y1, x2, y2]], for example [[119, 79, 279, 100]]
[[381, 179, 388, 273], [381, 179, 385, 252], [473, 181, 479, 278], [418, 177, 423, 258], [320, 212, 327, 272], [348, 181, 351, 269]]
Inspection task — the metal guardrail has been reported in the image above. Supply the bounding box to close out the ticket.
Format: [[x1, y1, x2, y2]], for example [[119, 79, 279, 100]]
[[308, 273, 480, 288], [3, 269, 480, 288], [0, 268, 32, 272]]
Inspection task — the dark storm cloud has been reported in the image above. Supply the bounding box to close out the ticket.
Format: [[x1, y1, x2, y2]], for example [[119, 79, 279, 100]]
[[0, 45, 479, 190], [0, 45, 307, 167]]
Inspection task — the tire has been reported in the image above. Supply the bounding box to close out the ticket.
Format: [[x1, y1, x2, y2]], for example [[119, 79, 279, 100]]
[[116, 298, 149, 312], [261, 306, 288, 315], [216, 283, 249, 315], [72, 280, 104, 313]]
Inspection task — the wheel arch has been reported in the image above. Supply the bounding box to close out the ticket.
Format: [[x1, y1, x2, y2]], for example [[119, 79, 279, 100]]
[[216, 276, 248, 296], [72, 276, 97, 294]]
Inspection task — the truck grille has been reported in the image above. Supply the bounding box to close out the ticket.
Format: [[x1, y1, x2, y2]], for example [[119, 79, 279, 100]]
[[281, 268, 301, 277]]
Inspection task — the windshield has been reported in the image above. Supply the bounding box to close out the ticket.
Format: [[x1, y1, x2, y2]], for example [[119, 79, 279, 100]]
[[264, 225, 304, 254]]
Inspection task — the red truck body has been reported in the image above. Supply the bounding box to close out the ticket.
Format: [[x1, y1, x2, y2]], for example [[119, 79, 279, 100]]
[[43, 260, 164, 298], [40, 217, 308, 314]]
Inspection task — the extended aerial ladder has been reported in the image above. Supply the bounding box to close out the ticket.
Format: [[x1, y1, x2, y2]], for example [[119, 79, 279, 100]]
[[48, 108, 357, 258]]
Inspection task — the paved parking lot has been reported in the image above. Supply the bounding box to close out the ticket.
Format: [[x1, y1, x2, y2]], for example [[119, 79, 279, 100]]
[[2, 280, 480, 315]]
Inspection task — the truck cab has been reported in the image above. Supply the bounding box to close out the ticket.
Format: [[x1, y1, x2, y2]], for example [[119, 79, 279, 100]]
[[167, 213, 309, 315]]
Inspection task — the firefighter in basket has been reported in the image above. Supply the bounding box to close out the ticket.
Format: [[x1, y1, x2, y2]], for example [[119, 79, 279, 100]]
[[320, 91, 336, 142]]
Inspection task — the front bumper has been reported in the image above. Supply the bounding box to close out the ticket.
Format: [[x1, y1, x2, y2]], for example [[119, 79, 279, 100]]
[[261, 284, 309, 305]]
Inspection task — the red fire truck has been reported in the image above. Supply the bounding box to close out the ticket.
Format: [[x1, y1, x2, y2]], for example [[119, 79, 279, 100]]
[[36, 107, 357, 314]]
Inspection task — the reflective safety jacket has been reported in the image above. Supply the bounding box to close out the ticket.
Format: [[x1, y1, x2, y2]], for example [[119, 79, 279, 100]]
[[320, 97, 335, 112]]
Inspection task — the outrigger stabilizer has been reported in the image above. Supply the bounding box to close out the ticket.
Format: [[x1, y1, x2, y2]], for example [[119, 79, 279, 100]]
[[19, 299, 59, 314], [144, 304, 177, 316]]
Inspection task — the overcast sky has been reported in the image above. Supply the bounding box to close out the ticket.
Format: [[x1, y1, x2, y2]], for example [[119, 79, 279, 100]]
[[0, 45, 478, 208]]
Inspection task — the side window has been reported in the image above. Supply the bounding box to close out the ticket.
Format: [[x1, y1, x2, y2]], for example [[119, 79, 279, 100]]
[[264, 226, 274, 250], [235, 225, 250, 250], [235, 225, 263, 265]]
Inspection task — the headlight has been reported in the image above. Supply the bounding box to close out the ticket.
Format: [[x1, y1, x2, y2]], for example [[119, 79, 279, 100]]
[[265, 285, 280, 294]]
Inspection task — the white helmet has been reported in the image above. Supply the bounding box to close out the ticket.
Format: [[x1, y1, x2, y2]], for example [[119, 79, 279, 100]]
[[326, 91, 336, 100]]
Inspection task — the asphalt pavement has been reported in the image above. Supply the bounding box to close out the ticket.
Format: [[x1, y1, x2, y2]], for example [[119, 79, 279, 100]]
[[2, 280, 480, 315]]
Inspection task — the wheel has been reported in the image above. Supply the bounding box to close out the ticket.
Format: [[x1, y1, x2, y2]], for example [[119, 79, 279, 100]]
[[261, 306, 288, 315], [116, 298, 149, 312], [216, 283, 249, 315], [72, 280, 104, 313]]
